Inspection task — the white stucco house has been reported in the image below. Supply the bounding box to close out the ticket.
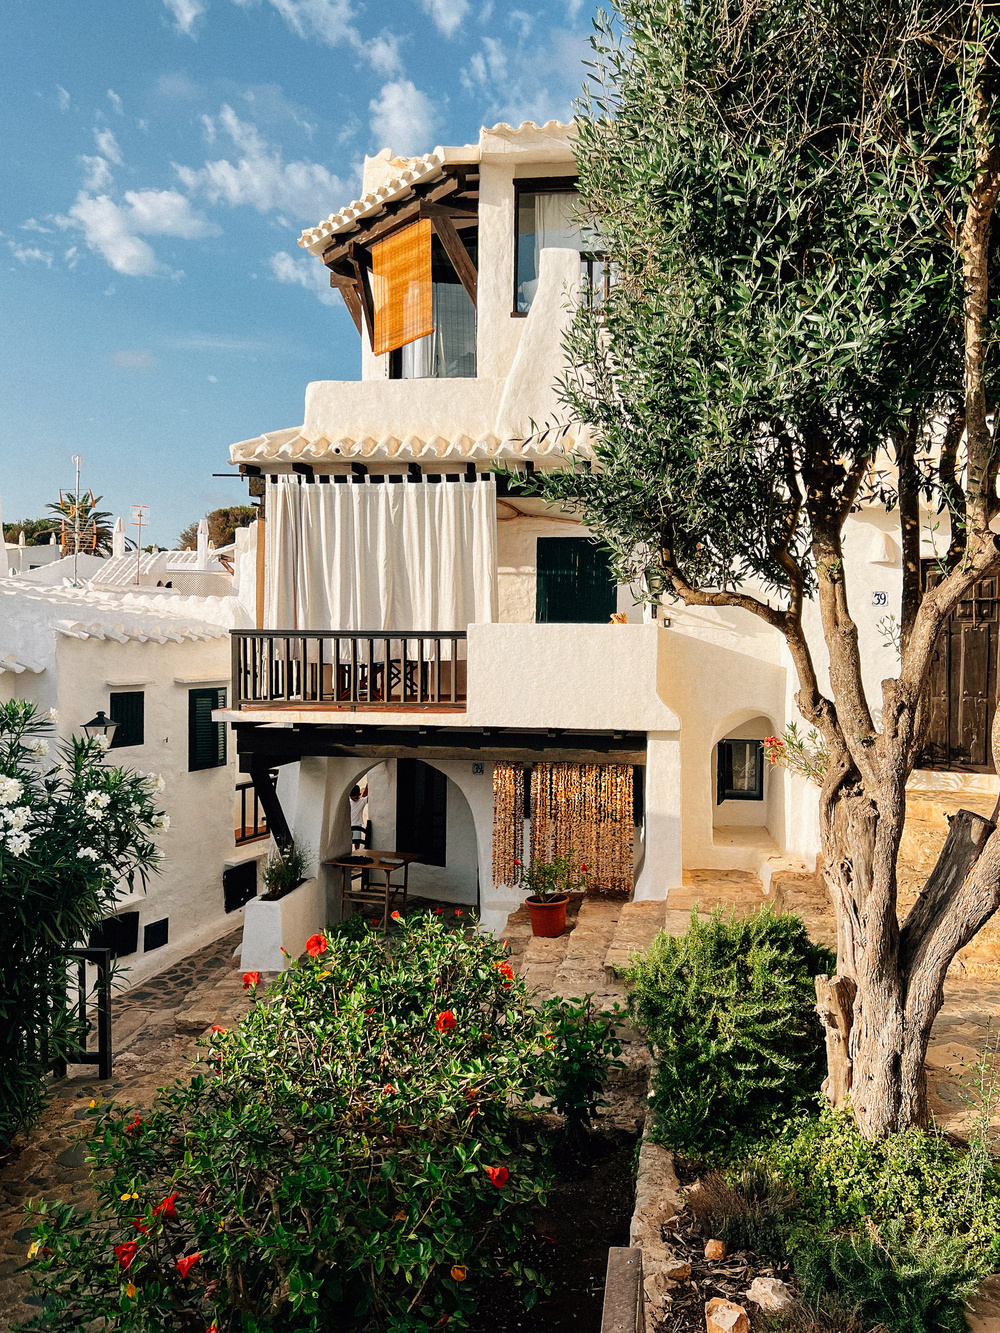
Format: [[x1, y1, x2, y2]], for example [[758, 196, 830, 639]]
[[0, 532, 266, 983], [213, 119, 979, 939]]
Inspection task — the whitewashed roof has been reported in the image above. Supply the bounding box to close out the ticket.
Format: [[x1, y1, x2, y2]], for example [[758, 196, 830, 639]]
[[298, 120, 574, 258], [228, 424, 597, 467]]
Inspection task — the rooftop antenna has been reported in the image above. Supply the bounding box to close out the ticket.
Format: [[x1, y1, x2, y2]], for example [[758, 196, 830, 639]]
[[131, 505, 149, 585], [71, 455, 82, 586]]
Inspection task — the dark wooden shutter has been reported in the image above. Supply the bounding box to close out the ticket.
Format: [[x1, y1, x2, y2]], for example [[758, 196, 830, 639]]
[[89, 911, 140, 958], [535, 537, 618, 623], [396, 758, 447, 867], [109, 691, 144, 748], [223, 861, 258, 913], [188, 687, 227, 771]]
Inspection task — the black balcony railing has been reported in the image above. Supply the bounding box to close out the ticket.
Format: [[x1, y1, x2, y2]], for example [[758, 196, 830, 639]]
[[231, 630, 468, 709]]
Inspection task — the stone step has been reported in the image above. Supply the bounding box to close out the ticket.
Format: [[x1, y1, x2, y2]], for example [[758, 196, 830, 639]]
[[603, 901, 670, 980]]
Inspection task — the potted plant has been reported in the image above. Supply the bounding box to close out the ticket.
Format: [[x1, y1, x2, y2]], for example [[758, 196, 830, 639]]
[[260, 842, 307, 902], [518, 850, 587, 938]]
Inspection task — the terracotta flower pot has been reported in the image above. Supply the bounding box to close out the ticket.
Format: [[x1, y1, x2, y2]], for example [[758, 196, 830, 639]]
[[526, 894, 569, 938]]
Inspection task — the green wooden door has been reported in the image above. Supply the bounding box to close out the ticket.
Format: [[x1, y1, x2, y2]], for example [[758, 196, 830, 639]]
[[535, 537, 618, 623]]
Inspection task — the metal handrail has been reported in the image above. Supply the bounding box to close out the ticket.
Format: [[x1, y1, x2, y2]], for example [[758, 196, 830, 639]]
[[231, 629, 469, 710], [52, 947, 113, 1081]]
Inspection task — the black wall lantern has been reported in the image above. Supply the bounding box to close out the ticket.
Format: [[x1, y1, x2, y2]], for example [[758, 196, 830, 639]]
[[81, 710, 118, 744]]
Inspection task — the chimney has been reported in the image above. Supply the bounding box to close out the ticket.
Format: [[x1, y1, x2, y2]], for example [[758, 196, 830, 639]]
[[196, 516, 210, 571], [112, 517, 126, 558]]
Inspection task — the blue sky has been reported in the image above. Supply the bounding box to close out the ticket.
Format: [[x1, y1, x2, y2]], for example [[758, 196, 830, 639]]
[[0, 0, 597, 545]]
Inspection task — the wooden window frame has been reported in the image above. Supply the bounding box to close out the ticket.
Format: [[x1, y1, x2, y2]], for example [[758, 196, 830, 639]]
[[716, 739, 765, 803], [512, 176, 578, 318]]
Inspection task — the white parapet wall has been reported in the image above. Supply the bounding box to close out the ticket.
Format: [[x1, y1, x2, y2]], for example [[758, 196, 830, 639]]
[[241, 877, 326, 972]]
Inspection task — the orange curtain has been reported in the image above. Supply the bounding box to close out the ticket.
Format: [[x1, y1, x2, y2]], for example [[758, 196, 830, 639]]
[[371, 218, 434, 357], [530, 763, 634, 897], [492, 762, 523, 888]]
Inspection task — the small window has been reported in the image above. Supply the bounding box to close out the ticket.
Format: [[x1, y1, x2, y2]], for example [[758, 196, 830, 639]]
[[717, 740, 765, 803], [188, 687, 227, 772], [396, 758, 447, 867], [223, 860, 258, 913], [89, 911, 140, 959], [109, 691, 144, 748], [387, 231, 478, 380], [535, 537, 618, 623], [143, 918, 169, 951]]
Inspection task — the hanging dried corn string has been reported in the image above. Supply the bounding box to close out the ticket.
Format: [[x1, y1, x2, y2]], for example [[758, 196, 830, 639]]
[[530, 762, 633, 896], [491, 762, 523, 887]]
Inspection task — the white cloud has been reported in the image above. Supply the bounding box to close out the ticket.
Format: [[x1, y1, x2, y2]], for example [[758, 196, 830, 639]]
[[109, 349, 156, 369], [56, 85, 70, 112], [8, 243, 53, 267], [176, 104, 349, 220], [80, 156, 113, 191], [108, 89, 124, 115], [163, 0, 206, 33], [232, 0, 402, 72], [509, 9, 534, 39], [20, 218, 53, 234], [269, 250, 338, 304], [369, 80, 437, 156], [57, 190, 217, 277], [419, 0, 469, 37], [64, 246, 79, 269], [461, 26, 588, 127], [94, 128, 123, 165]]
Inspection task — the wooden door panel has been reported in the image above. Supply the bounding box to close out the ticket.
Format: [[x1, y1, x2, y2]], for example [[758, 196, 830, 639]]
[[921, 569, 998, 771]]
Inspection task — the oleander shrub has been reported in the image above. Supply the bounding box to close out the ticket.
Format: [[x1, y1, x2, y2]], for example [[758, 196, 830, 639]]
[[0, 700, 163, 1146], [626, 906, 833, 1153], [21, 917, 621, 1332]]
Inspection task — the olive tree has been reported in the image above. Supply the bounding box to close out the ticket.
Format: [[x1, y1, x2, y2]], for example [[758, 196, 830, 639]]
[[540, 0, 1000, 1136]]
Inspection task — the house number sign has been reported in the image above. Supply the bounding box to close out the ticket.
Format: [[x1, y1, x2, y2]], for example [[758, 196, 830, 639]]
[[472, 763, 484, 775], [872, 591, 888, 607]]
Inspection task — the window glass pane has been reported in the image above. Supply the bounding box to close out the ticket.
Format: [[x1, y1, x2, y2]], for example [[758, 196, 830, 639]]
[[399, 281, 476, 379], [729, 742, 757, 792], [516, 189, 600, 313]]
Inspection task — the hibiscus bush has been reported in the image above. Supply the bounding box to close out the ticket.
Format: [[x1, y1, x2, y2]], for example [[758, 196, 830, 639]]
[[0, 700, 164, 1145], [21, 916, 622, 1332]]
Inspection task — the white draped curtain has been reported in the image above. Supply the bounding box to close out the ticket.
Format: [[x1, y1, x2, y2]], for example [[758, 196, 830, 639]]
[[268, 478, 498, 631]]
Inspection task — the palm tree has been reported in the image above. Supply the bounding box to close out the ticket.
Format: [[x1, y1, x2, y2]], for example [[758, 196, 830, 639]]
[[45, 492, 115, 556]]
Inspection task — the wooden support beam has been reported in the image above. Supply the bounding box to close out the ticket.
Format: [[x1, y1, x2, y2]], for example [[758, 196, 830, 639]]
[[329, 272, 363, 335], [247, 757, 293, 849], [350, 253, 376, 351], [426, 207, 477, 308], [320, 175, 460, 265]]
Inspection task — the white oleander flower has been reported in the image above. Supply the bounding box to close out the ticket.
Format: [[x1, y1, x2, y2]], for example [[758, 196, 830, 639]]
[[77, 847, 99, 861], [47, 708, 58, 723], [26, 739, 49, 757], [84, 790, 111, 810], [6, 830, 31, 855], [92, 734, 111, 752], [6, 807, 30, 832], [144, 773, 166, 794], [152, 813, 170, 832], [0, 776, 24, 807]]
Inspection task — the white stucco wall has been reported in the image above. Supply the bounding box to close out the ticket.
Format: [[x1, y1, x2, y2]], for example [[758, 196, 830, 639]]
[[51, 633, 261, 985]]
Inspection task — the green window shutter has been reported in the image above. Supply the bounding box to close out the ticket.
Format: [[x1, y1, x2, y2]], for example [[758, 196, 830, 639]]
[[188, 687, 227, 771], [109, 691, 144, 748], [535, 537, 618, 624]]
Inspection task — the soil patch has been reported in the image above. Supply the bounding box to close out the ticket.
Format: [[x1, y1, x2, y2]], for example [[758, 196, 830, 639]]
[[483, 1128, 637, 1333]]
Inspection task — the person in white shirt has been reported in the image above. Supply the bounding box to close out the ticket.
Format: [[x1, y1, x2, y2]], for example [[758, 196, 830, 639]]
[[350, 784, 368, 849]]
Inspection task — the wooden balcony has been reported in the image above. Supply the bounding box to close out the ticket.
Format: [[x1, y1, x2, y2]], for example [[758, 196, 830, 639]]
[[231, 630, 468, 711]]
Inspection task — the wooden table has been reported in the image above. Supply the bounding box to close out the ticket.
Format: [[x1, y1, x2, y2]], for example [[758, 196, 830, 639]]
[[325, 849, 423, 929]]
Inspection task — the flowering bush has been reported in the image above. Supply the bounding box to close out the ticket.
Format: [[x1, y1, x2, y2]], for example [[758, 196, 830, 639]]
[[21, 916, 622, 1331], [0, 701, 164, 1145], [762, 722, 830, 786]]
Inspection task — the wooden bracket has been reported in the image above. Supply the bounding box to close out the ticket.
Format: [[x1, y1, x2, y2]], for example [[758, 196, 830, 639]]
[[248, 757, 293, 850], [425, 206, 477, 308]]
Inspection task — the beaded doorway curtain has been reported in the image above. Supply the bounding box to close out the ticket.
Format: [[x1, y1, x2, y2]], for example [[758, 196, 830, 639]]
[[492, 762, 523, 889], [531, 763, 633, 897]]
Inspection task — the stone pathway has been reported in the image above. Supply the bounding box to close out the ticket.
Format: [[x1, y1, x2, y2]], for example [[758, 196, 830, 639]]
[[0, 928, 249, 1330]]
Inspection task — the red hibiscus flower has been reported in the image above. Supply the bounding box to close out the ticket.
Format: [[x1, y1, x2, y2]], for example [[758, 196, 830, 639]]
[[435, 1010, 457, 1033], [305, 933, 327, 957], [115, 1242, 138, 1270], [133, 1218, 149, 1234], [124, 1114, 143, 1136], [513, 858, 521, 866], [153, 1193, 177, 1219], [485, 1165, 509, 1189], [433, 907, 442, 915], [242, 972, 261, 990], [211, 1025, 226, 1035], [493, 961, 515, 985], [176, 1253, 201, 1279], [371, 918, 379, 926], [206, 1327, 218, 1333], [454, 909, 462, 916], [390, 911, 400, 920]]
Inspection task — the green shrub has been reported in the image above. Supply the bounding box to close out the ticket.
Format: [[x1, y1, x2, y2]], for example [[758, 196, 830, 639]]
[[759, 1107, 1000, 1257], [0, 701, 163, 1146], [685, 1164, 796, 1257], [21, 917, 620, 1332], [538, 995, 623, 1133], [626, 906, 833, 1153], [786, 1220, 986, 1333]]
